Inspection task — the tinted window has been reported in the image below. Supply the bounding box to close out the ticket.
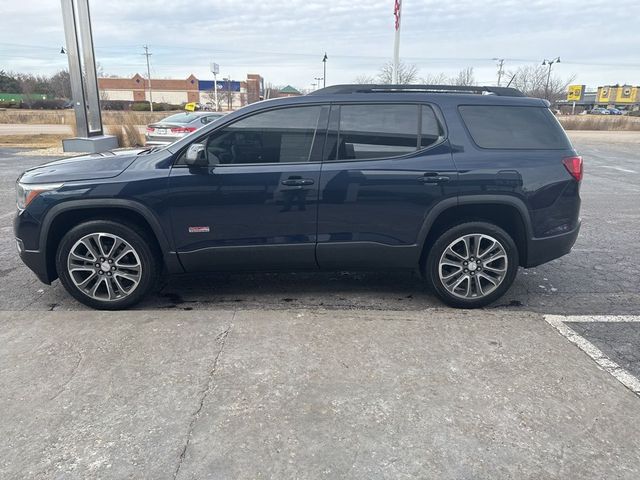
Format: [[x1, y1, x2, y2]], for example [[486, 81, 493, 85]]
[[420, 106, 442, 148], [459, 105, 570, 149], [185, 106, 322, 165], [336, 104, 419, 160]]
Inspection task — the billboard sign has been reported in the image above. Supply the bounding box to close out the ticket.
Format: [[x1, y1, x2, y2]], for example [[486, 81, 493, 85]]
[[567, 85, 585, 102]]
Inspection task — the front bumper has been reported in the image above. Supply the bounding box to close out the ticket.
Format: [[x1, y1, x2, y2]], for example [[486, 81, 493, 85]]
[[524, 221, 581, 268], [16, 243, 53, 284]]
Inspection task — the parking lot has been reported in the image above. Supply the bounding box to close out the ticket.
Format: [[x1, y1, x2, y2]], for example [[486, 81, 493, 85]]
[[1, 131, 640, 478]]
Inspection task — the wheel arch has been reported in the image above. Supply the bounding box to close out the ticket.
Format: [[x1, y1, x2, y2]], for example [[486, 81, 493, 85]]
[[40, 200, 178, 283], [417, 196, 532, 270]]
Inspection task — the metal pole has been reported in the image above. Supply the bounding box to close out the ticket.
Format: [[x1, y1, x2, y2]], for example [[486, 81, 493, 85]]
[[60, 0, 88, 137], [322, 53, 327, 88], [213, 72, 218, 111], [393, 0, 402, 84], [74, 0, 102, 135], [496, 58, 505, 86], [545, 63, 552, 100], [143, 45, 153, 111]]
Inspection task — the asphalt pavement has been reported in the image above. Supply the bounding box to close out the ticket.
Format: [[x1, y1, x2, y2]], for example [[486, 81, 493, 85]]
[[1, 131, 639, 479], [1, 131, 638, 314]]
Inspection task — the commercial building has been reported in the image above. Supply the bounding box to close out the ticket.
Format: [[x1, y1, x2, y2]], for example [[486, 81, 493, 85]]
[[560, 84, 640, 112], [97, 73, 264, 109]]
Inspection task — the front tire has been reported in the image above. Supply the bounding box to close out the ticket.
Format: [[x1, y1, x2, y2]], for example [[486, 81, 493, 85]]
[[56, 220, 160, 310], [425, 222, 519, 308]]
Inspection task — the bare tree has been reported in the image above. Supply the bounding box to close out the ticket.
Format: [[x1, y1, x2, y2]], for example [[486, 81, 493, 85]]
[[353, 74, 376, 84], [452, 67, 476, 86], [49, 70, 71, 99], [507, 65, 575, 103], [377, 61, 418, 84], [420, 72, 449, 85]]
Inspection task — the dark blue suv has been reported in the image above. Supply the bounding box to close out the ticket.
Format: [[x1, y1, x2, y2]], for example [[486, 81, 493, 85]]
[[14, 85, 582, 309]]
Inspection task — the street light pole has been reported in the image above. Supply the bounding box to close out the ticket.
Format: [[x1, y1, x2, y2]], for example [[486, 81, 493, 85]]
[[322, 53, 327, 88], [542, 57, 561, 101], [314, 77, 323, 90]]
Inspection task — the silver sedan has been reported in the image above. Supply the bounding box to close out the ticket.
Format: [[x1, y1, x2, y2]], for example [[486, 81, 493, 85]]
[[145, 111, 226, 146]]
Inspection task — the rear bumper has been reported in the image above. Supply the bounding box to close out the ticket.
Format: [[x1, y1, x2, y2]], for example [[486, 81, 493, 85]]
[[524, 221, 581, 268]]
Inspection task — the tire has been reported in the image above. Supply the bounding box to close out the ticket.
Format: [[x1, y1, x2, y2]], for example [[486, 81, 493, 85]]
[[55, 220, 160, 310], [425, 221, 519, 308]]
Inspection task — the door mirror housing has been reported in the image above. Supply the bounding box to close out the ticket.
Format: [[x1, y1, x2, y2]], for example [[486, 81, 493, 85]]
[[184, 143, 207, 166]]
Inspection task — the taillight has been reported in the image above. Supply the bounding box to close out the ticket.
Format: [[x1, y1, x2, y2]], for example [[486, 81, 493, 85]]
[[562, 156, 583, 182], [170, 127, 197, 134], [146, 127, 154, 133]]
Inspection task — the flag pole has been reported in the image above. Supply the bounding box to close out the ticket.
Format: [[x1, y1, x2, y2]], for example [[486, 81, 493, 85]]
[[393, 0, 402, 84]]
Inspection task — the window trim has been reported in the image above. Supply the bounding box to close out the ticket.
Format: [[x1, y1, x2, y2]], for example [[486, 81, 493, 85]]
[[172, 104, 330, 168], [457, 104, 571, 151], [321, 102, 447, 163]]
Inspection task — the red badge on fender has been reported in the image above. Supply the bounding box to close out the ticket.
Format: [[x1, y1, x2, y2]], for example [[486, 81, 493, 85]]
[[188, 226, 210, 233]]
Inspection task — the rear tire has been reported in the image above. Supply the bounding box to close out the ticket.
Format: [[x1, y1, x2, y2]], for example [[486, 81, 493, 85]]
[[55, 220, 160, 310], [425, 222, 519, 308]]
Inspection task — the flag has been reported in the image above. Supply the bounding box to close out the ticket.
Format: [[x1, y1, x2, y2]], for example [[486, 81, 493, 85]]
[[394, 0, 402, 31]]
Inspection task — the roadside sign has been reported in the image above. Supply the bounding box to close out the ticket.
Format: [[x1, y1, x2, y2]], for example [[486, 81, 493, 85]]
[[567, 85, 584, 102], [185, 102, 197, 112]]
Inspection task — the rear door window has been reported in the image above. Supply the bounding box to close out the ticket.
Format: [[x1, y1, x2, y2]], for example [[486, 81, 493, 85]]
[[458, 105, 570, 149]]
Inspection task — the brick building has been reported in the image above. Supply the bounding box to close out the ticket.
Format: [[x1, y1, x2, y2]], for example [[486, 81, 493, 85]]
[[98, 73, 264, 109]]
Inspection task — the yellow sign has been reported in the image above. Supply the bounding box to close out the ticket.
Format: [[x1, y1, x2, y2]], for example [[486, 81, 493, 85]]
[[184, 102, 197, 112], [567, 85, 584, 102]]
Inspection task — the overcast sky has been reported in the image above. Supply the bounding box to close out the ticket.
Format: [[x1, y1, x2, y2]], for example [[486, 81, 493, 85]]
[[1, 0, 638, 91]]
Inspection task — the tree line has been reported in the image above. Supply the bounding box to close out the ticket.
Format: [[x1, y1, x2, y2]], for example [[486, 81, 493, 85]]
[[0, 69, 71, 101], [354, 62, 574, 103]]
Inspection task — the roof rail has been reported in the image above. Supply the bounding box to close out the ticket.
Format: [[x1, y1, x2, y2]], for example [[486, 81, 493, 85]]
[[309, 84, 525, 97]]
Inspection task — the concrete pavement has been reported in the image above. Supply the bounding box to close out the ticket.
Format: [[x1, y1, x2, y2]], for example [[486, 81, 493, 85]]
[[1, 309, 640, 479]]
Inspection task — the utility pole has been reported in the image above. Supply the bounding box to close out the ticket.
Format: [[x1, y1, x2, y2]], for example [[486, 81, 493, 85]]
[[493, 58, 505, 86], [314, 77, 323, 90], [322, 53, 327, 88], [142, 45, 153, 111], [542, 57, 561, 101]]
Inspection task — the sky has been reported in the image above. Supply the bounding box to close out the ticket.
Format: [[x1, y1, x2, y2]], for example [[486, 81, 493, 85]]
[[1, 0, 639, 92]]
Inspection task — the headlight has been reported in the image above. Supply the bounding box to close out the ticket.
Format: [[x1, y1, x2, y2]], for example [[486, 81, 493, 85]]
[[16, 182, 63, 211]]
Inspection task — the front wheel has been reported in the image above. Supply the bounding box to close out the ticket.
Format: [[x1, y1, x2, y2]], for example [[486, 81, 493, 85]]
[[425, 222, 519, 308], [56, 220, 160, 310]]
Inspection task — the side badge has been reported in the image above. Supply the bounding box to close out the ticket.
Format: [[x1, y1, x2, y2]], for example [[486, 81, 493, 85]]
[[188, 226, 210, 233]]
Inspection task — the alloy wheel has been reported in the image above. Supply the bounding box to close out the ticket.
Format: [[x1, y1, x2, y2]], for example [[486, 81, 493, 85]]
[[66, 232, 143, 301], [438, 233, 508, 299]]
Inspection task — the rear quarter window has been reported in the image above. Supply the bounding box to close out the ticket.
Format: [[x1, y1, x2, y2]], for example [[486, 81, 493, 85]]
[[458, 105, 570, 149]]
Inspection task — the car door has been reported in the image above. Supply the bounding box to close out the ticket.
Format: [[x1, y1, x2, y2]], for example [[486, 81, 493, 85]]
[[316, 102, 457, 269], [167, 104, 328, 272]]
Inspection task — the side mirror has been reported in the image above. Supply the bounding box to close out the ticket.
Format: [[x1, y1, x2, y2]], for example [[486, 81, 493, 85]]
[[184, 143, 207, 166]]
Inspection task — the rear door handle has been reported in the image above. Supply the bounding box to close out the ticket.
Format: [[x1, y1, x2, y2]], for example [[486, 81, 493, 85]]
[[281, 178, 314, 186], [420, 173, 450, 184]]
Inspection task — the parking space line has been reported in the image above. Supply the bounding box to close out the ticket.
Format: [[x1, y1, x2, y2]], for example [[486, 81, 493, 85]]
[[545, 315, 640, 396]]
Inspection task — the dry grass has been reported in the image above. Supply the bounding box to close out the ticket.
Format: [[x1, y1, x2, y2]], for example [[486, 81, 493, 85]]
[[105, 112, 144, 147], [0, 109, 177, 125], [0, 134, 67, 148], [559, 115, 640, 131]]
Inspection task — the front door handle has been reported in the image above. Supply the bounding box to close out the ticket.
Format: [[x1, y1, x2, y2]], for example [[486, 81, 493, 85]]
[[420, 172, 450, 184], [281, 178, 314, 186]]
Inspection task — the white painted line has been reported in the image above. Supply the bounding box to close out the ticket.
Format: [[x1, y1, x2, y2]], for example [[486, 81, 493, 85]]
[[599, 165, 637, 174], [545, 315, 640, 396], [548, 315, 640, 323]]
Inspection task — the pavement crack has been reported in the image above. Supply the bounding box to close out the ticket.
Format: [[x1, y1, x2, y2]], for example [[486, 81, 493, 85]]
[[48, 347, 83, 401], [173, 317, 234, 480]]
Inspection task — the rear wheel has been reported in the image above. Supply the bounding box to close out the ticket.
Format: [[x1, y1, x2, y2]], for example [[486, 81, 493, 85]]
[[56, 220, 160, 310], [425, 222, 519, 308]]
